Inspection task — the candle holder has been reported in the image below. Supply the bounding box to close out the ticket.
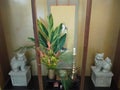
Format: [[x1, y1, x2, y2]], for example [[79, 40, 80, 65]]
[[71, 48, 77, 80], [71, 61, 77, 80]]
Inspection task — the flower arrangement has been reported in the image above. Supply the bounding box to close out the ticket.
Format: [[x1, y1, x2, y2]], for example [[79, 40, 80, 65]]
[[39, 49, 59, 69], [29, 14, 67, 70], [16, 14, 74, 90]]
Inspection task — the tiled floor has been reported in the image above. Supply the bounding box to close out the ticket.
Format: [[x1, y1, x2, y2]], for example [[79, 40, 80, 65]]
[[4, 76, 118, 90]]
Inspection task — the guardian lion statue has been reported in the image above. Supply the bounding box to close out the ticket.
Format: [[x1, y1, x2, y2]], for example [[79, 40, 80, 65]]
[[11, 51, 27, 72], [94, 53, 112, 72]]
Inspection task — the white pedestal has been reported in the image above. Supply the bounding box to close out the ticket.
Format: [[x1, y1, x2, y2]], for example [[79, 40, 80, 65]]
[[91, 66, 113, 87], [9, 66, 31, 86]]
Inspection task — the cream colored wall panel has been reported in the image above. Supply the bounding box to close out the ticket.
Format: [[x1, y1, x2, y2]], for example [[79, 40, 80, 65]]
[[0, 0, 33, 58], [36, 0, 47, 18], [0, 0, 47, 59]]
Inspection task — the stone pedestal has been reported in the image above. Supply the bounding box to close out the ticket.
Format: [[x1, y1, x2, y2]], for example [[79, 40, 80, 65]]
[[91, 66, 113, 87], [9, 66, 31, 86]]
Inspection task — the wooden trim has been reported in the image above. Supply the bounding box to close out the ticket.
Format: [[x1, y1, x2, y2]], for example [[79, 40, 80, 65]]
[[112, 29, 120, 88], [118, 77, 120, 89], [56, 0, 58, 5], [31, 0, 43, 90], [0, 10, 10, 89], [80, 0, 92, 90], [0, 65, 4, 89]]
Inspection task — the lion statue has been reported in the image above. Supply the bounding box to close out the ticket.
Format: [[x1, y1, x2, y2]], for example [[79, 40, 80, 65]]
[[94, 53, 112, 72], [102, 57, 112, 72], [10, 51, 27, 72]]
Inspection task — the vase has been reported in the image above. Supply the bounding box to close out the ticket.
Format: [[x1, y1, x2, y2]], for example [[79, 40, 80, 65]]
[[48, 69, 55, 79]]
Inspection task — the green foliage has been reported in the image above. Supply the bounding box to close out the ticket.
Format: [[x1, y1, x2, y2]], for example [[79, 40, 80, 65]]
[[15, 45, 35, 52], [61, 77, 72, 90], [36, 14, 67, 53], [58, 70, 72, 90], [47, 14, 53, 30], [16, 14, 72, 90], [29, 14, 67, 51], [41, 49, 59, 69], [28, 14, 67, 69], [59, 51, 73, 63], [16, 14, 67, 70]]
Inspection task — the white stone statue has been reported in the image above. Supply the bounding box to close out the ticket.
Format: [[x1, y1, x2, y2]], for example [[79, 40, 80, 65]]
[[94, 53, 104, 72], [94, 53, 112, 72], [11, 51, 27, 72], [102, 57, 112, 72]]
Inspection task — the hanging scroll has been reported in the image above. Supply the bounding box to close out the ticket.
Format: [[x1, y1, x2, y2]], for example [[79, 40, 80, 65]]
[[51, 6, 75, 50], [47, 0, 79, 50]]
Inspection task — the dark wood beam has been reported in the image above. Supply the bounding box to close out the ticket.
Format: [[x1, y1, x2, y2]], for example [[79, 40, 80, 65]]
[[112, 29, 120, 88], [31, 0, 43, 90], [80, 0, 92, 90], [0, 10, 10, 89]]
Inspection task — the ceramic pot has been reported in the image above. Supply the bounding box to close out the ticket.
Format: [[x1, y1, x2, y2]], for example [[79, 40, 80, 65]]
[[48, 69, 55, 79]]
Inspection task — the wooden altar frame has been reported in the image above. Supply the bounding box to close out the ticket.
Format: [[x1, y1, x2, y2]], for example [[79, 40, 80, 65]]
[[30, 0, 92, 90], [31, 0, 43, 90], [80, 0, 92, 90]]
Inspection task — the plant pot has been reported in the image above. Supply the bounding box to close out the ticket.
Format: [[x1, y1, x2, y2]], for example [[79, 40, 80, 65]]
[[48, 69, 55, 79]]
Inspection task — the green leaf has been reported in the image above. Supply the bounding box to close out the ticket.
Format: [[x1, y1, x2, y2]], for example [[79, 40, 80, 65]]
[[38, 32, 48, 48], [54, 23, 62, 36], [38, 29, 48, 41], [58, 34, 67, 50], [52, 39, 59, 53], [15, 45, 35, 52], [48, 14, 53, 29], [50, 31, 54, 43], [52, 33, 66, 53], [50, 23, 62, 44], [28, 37, 35, 42], [37, 20, 48, 37]]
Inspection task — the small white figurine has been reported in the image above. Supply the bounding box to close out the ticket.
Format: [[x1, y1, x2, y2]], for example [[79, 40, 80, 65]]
[[11, 51, 27, 72], [94, 53, 112, 72]]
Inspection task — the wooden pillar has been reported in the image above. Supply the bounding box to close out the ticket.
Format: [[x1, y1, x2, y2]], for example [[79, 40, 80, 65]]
[[80, 0, 92, 90], [31, 0, 43, 90], [112, 29, 120, 89], [0, 65, 4, 89], [0, 10, 10, 89]]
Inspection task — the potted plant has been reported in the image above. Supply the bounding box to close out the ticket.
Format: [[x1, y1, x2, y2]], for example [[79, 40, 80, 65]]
[[28, 14, 67, 79]]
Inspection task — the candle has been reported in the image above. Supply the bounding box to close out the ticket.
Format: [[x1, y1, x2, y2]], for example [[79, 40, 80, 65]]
[[73, 48, 76, 55]]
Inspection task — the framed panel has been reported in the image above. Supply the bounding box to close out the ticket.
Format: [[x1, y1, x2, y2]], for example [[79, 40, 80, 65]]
[[47, 0, 79, 49], [51, 5, 75, 49]]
